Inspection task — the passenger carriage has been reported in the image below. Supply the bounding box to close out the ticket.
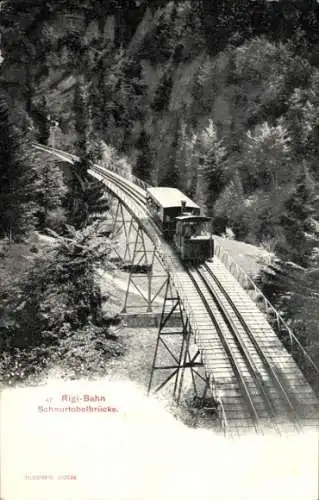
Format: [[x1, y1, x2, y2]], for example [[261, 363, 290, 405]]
[[146, 187, 200, 237], [146, 187, 214, 262]]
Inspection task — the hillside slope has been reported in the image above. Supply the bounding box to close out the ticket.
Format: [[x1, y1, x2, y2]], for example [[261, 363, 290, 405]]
[[1, 1, 319, 248]]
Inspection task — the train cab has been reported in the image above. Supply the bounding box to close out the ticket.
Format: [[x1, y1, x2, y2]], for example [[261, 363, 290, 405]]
[[174, 214, 213, 262]]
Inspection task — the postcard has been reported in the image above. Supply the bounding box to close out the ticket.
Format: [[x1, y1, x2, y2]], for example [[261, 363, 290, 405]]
[[0, 1, 319, 499]]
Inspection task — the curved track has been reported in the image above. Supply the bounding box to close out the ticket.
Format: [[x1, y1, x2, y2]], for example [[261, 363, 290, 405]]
[[33, 143, 319, 435]]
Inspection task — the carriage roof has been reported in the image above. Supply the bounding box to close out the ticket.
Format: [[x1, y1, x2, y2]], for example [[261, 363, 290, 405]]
[[146, 187, 200, 209]]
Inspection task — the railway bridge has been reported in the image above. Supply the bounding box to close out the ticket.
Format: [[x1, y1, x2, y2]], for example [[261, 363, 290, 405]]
[[34, 143, 319, 437]]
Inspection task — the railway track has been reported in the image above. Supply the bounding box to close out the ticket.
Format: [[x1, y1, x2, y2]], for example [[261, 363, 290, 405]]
[[107, 173, 319, 432], [207, 259, 319, 429], [188, 263, 305, 434], [93, 165, 146, 212]]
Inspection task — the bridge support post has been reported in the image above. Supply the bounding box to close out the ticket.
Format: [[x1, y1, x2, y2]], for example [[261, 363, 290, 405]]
[[109, 199, 136, 264], [121, 224, 154, 313], [148, 277, 207, 402]]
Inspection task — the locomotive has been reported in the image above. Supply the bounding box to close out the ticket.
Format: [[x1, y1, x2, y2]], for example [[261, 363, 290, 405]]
[[146, 187, 213, 262]]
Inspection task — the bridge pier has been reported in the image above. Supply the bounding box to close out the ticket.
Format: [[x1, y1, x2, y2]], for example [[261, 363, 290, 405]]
[[109, 199, 135, 263], [148, 277, 212, 405], [109, 198, 167, 314], [121, 225, 167, 314]]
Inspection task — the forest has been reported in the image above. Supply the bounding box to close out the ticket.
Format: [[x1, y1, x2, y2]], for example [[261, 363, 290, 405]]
[[0, 0, 318, 390]]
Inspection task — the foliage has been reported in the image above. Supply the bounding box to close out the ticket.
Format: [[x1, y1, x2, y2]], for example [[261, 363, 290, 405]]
[[244, 189, 288, 247], [213, 171, 246, 237], [238, 121, 293, 193], [73, 78, 90, 160], [0, 223, 123, 385], [158, 119, 181, 188], [138, 3, 177, 64], [134, 128, 152, 183], [258, 256, 319, 393], [0, 97, 38, 241], [194, 0, 319, 56], [31, 96, 51, 145], [286, 81, 319, 166], [195, 120, 228, 215], [175, 124, 198, 198], [151, 71, 173, 112], [66, 157, 110, 230], [279, 165, 319, 266], [35, 157, 68, 230]]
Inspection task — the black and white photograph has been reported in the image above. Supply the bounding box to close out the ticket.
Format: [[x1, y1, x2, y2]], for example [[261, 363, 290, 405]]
[[0, 1, 318, 499]]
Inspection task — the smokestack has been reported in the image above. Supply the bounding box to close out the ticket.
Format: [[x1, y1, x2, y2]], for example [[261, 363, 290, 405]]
[[181, 200, 186, 211]]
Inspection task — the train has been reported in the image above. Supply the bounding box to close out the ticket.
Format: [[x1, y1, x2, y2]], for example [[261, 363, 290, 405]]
[[146, 187, 213, 262]]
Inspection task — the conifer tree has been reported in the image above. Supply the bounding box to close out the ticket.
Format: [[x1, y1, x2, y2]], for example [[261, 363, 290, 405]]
[[280, 164, 318, 266], [213, 170, 246, 236], [159, 122, 180, 188], [66, 157, 110, 231], [241, 122, 292, 193], [70, 76, 108, 230], [73, 79, 90, 161], [0, 96, 37, 241], [134, 128, 152, 183], [151, 72, 173, 112], [36, 158, 67, 230], [35, 96, 50, 145], [169, 121, 196, 196], [74, 78, 102, 165], [196, 120, 228, 216], [183, 129, 199, 199]]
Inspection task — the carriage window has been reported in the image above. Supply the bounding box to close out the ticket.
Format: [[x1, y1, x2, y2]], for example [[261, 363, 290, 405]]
[[184, 225, 192, 238]]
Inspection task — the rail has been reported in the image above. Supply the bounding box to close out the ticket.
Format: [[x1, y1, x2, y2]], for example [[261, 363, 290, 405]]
[[188, 266, 263, 431], [104, 163, 151, 191], [214, 242, 319, 379], [33, 143, 151, 192], [202, 264, 299, 430]]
